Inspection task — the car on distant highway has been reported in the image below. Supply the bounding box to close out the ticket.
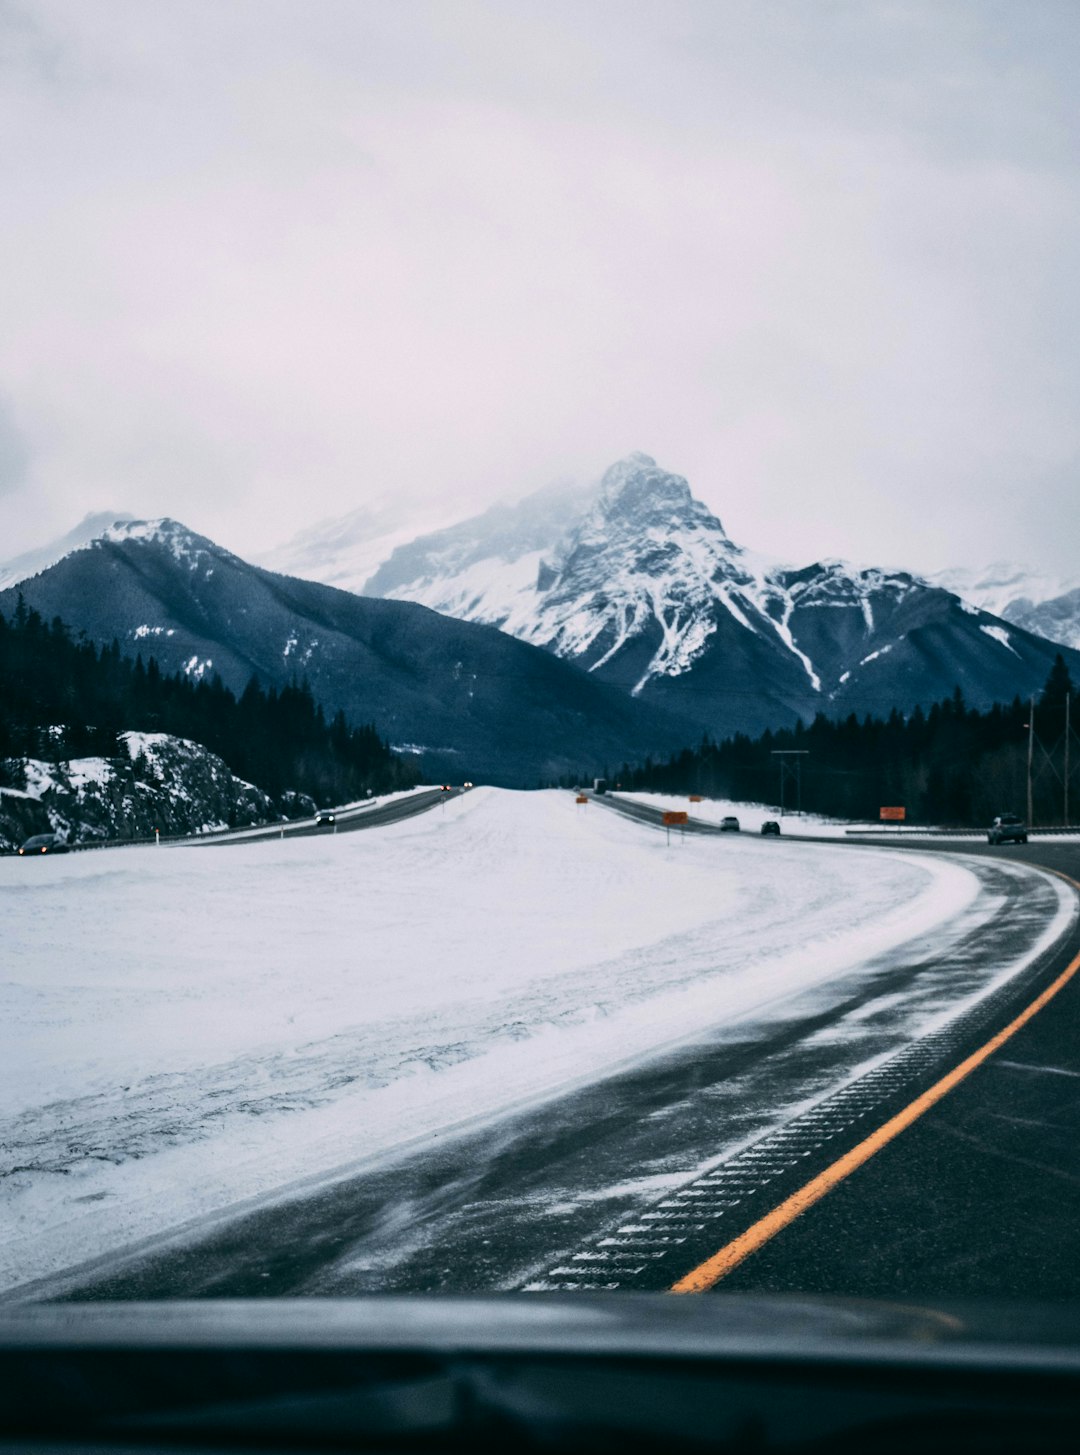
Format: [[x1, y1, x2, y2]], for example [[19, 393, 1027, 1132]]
[[760, 820, 781, 836], [720, 816, 740, 832], [313, 809, 336, 828], [17, 833, 69, 856], [988, 813, 1027, 845]]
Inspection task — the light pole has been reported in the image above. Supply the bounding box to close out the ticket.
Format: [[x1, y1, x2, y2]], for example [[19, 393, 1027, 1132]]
[[771, 750, 808, 817]]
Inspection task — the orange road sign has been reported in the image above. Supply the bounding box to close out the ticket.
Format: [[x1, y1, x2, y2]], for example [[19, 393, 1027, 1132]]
[[663, 810, 689, 826], [879, 806, 906, 821], [689, 795, 703, 802], [575, 794, 589, 804]]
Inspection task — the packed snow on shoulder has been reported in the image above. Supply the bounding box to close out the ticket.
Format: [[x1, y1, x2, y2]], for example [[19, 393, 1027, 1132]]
[[615, 790, 875, 837], [2, 788, 983, 1291], [615, 791, 1070, 841]]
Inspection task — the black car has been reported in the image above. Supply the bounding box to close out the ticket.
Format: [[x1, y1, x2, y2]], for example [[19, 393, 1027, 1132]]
[[760, 820, 781, 836], [719, 816, 741, 832], [313, 809, 336, 827], [17, 833, 69, 856], [988, 813, 1027, 845]]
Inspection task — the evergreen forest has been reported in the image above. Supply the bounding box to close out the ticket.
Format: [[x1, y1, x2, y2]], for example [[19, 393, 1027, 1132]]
[[596, 657, 1080, 828], [0, 597, 419, 805]]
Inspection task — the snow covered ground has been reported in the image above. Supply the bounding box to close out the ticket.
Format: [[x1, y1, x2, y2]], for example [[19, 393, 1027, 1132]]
[[0, 787, 1060, 1294], [615, 790, 876, 837], [617, 792, 1080, 843]]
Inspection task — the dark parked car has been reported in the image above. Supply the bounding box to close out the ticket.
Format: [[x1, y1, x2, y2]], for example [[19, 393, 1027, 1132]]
[[988, 813, 1027, 845], [760, 820, 781, 836], [17, 833, 69, 856], [719, 816, 740, 832], [314, 809, 336, 827]]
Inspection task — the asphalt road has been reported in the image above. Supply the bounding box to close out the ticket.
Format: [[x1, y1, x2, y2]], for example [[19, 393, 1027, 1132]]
[[41, 800, 1079, 1304], [597, 796, 1080, 1299], [49, 786, 462, 859], [717, 828, 1080, 1301], [199, 786, 462, 846]]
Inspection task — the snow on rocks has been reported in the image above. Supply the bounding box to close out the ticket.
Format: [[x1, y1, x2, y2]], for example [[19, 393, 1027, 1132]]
[[1, 733, 274, 848]]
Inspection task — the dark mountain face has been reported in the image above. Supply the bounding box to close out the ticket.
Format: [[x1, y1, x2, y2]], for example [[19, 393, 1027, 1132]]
[[0, 521, 697, 786]]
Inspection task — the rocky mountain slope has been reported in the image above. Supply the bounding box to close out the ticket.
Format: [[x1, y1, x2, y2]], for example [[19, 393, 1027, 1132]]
[[929, 562, 1080, 652], [0, 520, 695, 786], [360, 453, 1080, 733]]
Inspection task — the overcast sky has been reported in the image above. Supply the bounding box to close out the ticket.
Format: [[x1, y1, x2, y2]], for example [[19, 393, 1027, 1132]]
[[1, 0, 1078, 575]]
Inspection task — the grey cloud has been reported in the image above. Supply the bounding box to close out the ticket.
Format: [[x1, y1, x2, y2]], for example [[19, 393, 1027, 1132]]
[[0, 1, 1077, 578], [0, 395, 29, 497]]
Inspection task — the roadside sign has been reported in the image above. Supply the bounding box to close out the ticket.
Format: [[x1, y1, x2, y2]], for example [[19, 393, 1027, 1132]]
[[689, 794, 703, 802], [880, 806, 906, 821], [662, 809, 688, 844], [575, 794, 588, 804]]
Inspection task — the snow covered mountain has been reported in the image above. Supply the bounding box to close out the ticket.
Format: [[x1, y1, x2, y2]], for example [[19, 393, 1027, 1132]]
[[8, 456, 1076, 752], [928, 562, 1080, 652], [362, 452, 1080, 733], [0, 516, 694, 786], [256, 494, 461, 596]]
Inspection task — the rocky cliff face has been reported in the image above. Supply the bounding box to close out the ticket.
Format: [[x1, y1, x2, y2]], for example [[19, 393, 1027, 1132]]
[[0, 787, 51, 852], [1, 733, 280, 850]]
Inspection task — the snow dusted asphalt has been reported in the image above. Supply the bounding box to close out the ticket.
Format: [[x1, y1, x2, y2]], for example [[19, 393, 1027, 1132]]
[[0, 788, 1073, 1295]]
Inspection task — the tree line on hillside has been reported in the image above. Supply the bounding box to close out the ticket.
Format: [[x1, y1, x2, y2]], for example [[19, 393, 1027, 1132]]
[[0, 597, 419, 806], [572, 657, 1080, 827]]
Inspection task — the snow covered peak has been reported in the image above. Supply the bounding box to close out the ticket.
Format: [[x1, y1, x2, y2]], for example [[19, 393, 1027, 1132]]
[[96, 517, 242, 572], [101, 516, 189, 547], [0, 513, 235, 595], [782, 558, 920, 605], [593, 453, 723, 535]]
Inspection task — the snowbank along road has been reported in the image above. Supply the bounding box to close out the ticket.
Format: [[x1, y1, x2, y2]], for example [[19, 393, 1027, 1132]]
[[1, 788, 1075, 1299]]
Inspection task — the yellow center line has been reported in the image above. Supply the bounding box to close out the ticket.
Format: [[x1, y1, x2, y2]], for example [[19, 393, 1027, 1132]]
[[670, 867, 1080, 1294]]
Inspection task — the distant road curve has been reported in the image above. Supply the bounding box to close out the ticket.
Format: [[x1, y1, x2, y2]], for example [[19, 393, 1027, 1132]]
[[591, 789, 1080, 884], [202, 786, 463, 847], [65, 785, 463, 855]]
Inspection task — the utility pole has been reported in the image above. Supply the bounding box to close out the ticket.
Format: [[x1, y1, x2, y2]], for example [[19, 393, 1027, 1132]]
[[772, 751, 808, 818], [1027, 696, 1035, 827]]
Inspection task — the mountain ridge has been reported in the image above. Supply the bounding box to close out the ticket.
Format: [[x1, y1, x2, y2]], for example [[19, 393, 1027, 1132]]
[[0, 519, 698, 786], [6, 455, 1079, 748], [356, 452, 1079, 733]]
